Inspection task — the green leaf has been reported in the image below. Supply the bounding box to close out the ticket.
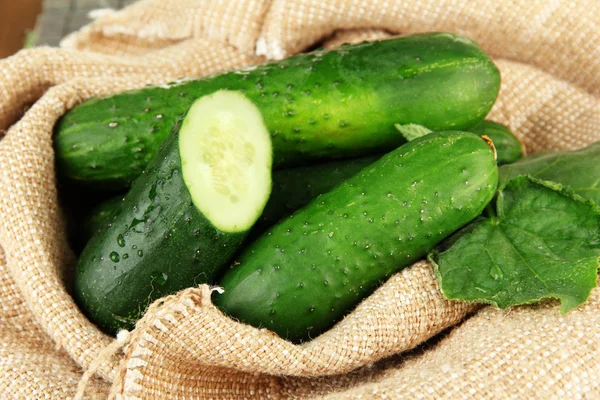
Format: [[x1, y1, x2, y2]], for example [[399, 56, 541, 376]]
[[431, 176, 600, 313], [500, 141, 600, 203], [394, 123, 432, 141]]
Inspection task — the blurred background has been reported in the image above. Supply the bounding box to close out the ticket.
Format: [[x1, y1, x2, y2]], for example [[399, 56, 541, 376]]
[[0, 0, 136, 58]]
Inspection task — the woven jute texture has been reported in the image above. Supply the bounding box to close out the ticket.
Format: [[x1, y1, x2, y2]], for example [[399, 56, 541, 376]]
[[0, 0, 598, 399]]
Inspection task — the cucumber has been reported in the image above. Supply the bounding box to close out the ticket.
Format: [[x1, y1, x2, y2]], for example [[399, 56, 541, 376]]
[[74, 90, 272, 334], [214, 131, 498, 343], [57, 181, 123, 254], [251, 155, 381, 238], [396, 120, 523, 166], [466, 120, 524, 165], [85, 155, 381, 247], [55, 33, 501, 189], [82, 195, 124, 243]]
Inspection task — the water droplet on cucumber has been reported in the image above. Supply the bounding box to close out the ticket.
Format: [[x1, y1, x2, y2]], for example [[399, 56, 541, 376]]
[[155, 272, 168, 286], [109, 252, 120, 262]]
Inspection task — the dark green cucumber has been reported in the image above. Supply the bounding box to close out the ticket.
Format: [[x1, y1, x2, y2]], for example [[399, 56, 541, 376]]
[[82, 195, 124, 243], [214, 131, 498, 343], [396, 120, 523, 166], [57, 181, 124, 254], [85, 155, 381, 247], [55, 33, 501, 189], [466, 120, 524, 165], [74, 91, 272, 334], [252, 155, 381, 238]]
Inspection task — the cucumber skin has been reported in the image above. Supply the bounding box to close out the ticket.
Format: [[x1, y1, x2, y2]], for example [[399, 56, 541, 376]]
[[250, 119, 517, 237], [84, 155, 380, 250], [74, 120, 247, 334], [467, 121, 524, 165], [78, 120, 516, 261], [214, 132, 498, 343], [55, 33, 500, 189], [82, 196, 123, 243], [251, 155, 381, 238]]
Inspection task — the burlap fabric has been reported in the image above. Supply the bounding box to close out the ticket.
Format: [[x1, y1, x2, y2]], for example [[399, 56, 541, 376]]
[[0, 0, 598, 398]]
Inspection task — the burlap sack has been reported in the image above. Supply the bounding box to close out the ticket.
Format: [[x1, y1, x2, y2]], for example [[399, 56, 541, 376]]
[[0, 0, 598, 398]]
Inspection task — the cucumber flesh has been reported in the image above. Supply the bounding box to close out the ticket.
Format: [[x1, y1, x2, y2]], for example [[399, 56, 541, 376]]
[[179, 91, 272, 232], [74, 90, 272, 334]]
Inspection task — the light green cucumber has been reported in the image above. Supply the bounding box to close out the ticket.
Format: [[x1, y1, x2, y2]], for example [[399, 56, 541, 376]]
[[55, 33, 501, 189], [214, 131, 498, 343], [74, 90, 272, 334]]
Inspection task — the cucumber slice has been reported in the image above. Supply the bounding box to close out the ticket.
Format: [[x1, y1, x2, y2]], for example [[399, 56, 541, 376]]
[[179, 91, 272, 232], [74, 90, 272, 334]]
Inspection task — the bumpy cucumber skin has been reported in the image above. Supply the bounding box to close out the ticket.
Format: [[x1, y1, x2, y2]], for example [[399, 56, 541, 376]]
[[214, 132, 498, 343], [74, 120, 247, 334], [55, 33, 501, 189], [466, 120, 524, 165]]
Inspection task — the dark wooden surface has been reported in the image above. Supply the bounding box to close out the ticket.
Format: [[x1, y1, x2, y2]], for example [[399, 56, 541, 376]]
[[38, 0, 138, 46]]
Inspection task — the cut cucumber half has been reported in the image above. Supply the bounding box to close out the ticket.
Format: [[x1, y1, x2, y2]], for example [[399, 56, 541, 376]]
[[74, 90, 273, 334], [179, 90, 272, 232]]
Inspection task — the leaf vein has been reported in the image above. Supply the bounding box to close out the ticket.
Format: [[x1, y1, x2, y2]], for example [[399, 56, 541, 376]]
[[496, 226, 552, 291]]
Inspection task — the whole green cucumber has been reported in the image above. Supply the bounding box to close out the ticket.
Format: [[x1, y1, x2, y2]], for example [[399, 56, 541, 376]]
[[75, 91, 273, 334], [55, 33, 501, 189], [251, 121, 516, 236], [214, 131, 498, 343], [466, 120, 524, 165]]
